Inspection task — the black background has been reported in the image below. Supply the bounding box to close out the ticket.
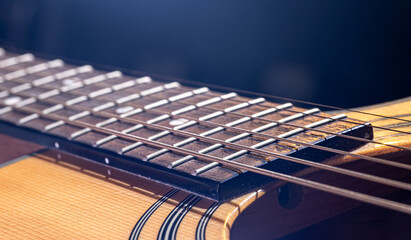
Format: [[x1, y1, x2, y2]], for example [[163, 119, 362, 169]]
[[0, 0, 410, 107]]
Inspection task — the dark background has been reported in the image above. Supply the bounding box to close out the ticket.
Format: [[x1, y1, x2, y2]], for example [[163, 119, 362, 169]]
[[0, 0, 410, 108]]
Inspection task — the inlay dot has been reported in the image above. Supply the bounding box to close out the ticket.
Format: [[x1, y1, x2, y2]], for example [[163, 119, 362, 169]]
[[169, 118, 189, 126], [4, 96, 22, 105], [105, 157, 110, 164], [116, 106, 134, 114]]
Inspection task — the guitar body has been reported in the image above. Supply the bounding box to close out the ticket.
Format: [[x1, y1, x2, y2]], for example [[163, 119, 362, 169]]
[[0, 97, 410, 240]]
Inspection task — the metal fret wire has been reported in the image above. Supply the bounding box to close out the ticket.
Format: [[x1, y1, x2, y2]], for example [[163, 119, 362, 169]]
[[0, 52, 408, 153], [3, 48, 410, 124], [1, 59, 410, 186], [2, 74, 410, 174], [164, 73, 411, 124], [65, 68, 409, 152], [0, 54, 407, 173], [2, 79, 411, 193], [140, 73, 411, 136], [0, 48, 411, 214], [4, 103, 411, 215]]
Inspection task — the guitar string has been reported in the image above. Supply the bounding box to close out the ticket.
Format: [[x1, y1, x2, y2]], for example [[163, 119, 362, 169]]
[[0, 74, 410, 190], [1, 73, 410, 154], [1, 50, 410, 139], [154, 74, 411, 124], [0, 51, 411, 213], [80, 67, 411, 136], [1, 59, 410, 187], [2, 84, 411, 176], [3, 103, 411, 215], [1, 67, 411, 177], [7, 97, 411, 192]]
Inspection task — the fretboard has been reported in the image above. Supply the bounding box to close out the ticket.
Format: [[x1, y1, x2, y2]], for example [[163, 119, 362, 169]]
[[0, 48, 373, 200]]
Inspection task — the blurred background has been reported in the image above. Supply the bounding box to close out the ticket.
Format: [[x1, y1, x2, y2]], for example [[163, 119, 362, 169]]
[[0, 0, 410, 108]]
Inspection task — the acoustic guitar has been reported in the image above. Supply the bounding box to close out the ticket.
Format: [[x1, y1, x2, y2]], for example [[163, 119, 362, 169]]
[[0, 48, 410, 240]]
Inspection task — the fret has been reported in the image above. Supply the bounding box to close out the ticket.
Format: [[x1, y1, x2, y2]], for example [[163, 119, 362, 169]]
[[33, 76, 55, 86], [68, 111, 90, 121], [173, 137, 197, 148], [95, 134, 117, 147], [148, 130, 171, 141], [171, 105, 196, 115], [66, 96, 88, 106], [198, 111, 224, 121], [121, 142, 143, 154], [111, 80, 135, 91], [145, 148, 170, 161], [120, 108, 143, 118], [0, 53, 34, 68], [10, 83, 32, 93], [225, 117, 251, 127], [169, 91, 194, 102], [169, 118, 189, 126], [60, 82, 84, 92], [115, 93, 140, 104], [196, 96, 221, 107], [144, 99, 169, 110], [95, 117, 117, 127], [18, 113, 39, 125], [251, 103, 292, 118], [121, 124, 144, 134], [83, 71, 122, 86], [42, 104, 64, 114], [4, 69, 26, 81], [169, 155, 194, 168], [114, 105, 135, 115], [88, 87, 112, 98], [252, 122, 277, 133], [70, 127, 92, 139], [225, 132, 250, 143], [38, 89, 60, 100], [146, 114, 170, 124], [174, 120, 197, 130], [15, 97, 36, 108], [92, 102, 115, 112], [44, 120, 65, 132], [140, 86, 165, 96], [199, 127, 225, 137], [55, 65, 93, 79]]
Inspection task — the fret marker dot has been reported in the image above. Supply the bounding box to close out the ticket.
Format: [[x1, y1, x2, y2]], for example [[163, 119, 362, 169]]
[[116, 106, 134, 114], [107, 169, 111, 176], [4, 96, 22, 105], [54, 142, 60, 149], [105, 157, 109, 164], [169, 118, 189, 126], [63, 77, 81, 86]]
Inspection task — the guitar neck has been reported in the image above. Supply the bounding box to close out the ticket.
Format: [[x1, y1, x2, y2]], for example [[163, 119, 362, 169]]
[[0, 48, 372, 200]]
